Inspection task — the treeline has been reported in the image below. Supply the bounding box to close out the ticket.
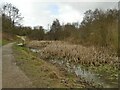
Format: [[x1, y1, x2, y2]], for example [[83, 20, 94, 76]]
[[1, 3, 119, 52], [46, 9, 118, 51], [80, 9, 118, 49]]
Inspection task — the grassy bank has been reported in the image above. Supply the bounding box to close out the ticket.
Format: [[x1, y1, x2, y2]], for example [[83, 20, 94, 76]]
[[1, 32, 17, 46], [0, 39, 11, 46], [12, 44, 94, 88]]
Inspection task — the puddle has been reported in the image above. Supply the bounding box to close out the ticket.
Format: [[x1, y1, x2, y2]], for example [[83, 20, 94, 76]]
[[48, 59, 118, 88], [74, 65, 110, 88], [75, 65, 118, 88], [30, 48, 41, 53]]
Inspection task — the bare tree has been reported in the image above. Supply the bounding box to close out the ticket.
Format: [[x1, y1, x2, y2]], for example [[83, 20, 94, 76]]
[[1, 3, 23, 26]]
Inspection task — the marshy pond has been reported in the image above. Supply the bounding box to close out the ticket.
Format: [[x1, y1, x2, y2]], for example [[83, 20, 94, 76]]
[[29, 47, 118, 88]]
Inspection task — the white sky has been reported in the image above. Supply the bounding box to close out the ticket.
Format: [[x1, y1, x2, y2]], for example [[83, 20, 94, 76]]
[[0, 0, 119, 29]]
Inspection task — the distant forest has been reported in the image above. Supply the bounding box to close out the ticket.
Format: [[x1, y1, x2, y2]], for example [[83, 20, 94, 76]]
[[1, 3, 119, 53]]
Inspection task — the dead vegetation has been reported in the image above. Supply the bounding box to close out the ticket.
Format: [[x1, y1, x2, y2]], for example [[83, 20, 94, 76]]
[[27, 41, 118, 69], [26, 40, 119, 88], [13, 44, 96, 88]]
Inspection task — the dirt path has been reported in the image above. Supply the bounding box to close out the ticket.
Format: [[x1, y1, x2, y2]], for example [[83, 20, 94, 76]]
[[2, 43, 33, 88], [0, 46, 2, 89]]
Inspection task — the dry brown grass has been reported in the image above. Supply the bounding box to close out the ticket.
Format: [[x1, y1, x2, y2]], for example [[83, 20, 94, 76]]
[[28, 40, 118, 68]]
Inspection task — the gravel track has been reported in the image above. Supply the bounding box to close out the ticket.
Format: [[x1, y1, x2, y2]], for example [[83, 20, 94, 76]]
[[2, 43, 33, 88]]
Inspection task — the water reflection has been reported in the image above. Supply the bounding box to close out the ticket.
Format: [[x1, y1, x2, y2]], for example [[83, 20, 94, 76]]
[[49, 59, 111, 88]]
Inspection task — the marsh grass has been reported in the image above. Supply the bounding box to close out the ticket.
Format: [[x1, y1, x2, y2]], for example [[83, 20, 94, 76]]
[[27, 40, 119, 87]]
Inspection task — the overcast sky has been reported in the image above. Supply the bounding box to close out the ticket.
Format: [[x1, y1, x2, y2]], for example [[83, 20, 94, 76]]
[[0, 0, 119, 29]]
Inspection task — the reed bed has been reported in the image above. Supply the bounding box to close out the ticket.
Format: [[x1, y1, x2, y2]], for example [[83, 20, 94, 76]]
[[27, 41, 118, 68]]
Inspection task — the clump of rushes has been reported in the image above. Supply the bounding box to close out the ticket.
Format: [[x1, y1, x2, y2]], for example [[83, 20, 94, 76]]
[[29, 41, 118, 68]]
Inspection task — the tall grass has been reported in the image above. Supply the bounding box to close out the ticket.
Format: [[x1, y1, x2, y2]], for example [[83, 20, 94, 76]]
[[28, 41, 118, 69]]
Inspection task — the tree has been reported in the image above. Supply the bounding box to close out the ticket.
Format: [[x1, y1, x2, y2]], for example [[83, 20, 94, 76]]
[[28, 26, 45, 40], [1, 3, 23, 26], [2, 14, 13, 33], [49, 19, 62, 40]]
